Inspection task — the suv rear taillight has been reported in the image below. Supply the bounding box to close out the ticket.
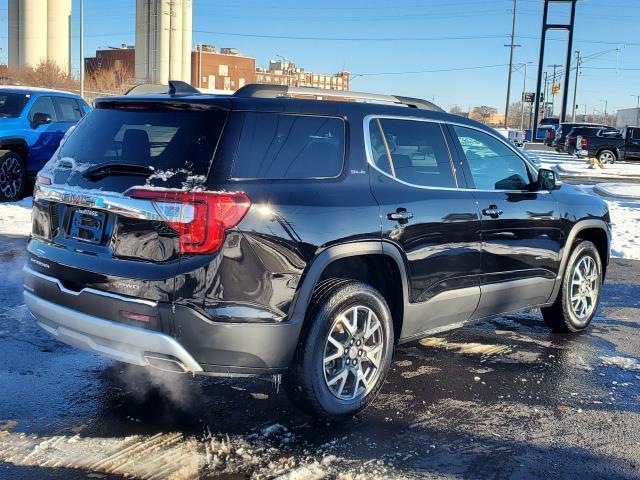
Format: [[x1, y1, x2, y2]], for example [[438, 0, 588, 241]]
[[125, 189, 250, 254], [580, 137, 588, 149]]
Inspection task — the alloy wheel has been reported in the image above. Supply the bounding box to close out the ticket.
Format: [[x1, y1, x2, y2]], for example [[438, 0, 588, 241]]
[[569, 255, 599, 321], [322, 305, 385, 401], [599, 151, 614, 164], [0, 156, 23, 199]]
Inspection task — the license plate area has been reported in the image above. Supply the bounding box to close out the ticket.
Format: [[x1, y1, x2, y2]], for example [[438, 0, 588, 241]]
[[69, 209, 106, 244]]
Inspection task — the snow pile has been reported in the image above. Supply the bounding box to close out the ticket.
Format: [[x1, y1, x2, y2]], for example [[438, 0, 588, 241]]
[[594, 183, 640, 200], [201, 424, 401, 479], [603, 197, 640, 260], [0, 196, 32, 236], [556, 162, 640, 179]]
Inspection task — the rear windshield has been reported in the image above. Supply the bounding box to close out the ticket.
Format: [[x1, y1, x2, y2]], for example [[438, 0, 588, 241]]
[[0, 93, 29, 118], [229, 112, 345, 180], [57, 107, 227, 182]]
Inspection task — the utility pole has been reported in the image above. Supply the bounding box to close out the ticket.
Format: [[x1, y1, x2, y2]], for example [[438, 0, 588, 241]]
[[572, 50, 581, 122], [504, 0, 520, 128], [79, 0, 84, 99], [600, 99, 608, 124], [547, 64, 562, 116], [543, 71, 549, 117]]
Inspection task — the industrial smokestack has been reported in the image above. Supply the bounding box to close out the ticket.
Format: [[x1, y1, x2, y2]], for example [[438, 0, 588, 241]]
[[47, 0, 72, 73], [135, 0, 192, 84]]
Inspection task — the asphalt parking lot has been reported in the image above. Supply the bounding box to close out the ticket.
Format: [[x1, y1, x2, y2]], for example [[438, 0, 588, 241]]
[[1, 233, 639, 479]]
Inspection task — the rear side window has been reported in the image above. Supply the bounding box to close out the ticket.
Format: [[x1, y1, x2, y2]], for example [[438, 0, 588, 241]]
[[367, 118, 456, 188], [230, 112, 344, 179], [54, 96, 83, 121]]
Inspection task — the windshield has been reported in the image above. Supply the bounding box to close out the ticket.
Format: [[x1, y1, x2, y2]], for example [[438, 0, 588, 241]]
[[0, 93, 29, 118]]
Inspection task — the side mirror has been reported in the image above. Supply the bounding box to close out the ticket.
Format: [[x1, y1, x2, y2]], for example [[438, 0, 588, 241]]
[[31, 112, 52, 128], [537, 168, 560, 191]]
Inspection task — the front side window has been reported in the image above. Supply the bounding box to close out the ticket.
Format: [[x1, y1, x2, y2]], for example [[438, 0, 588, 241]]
[[368, 118, 456, 188], [453, 126, 531, 191], [0, 93, 29, 118], [28, 96, 57, 123], [231, 112, 344, 179]]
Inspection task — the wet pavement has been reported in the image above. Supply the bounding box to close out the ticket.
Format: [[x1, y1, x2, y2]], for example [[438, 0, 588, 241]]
[[1, 234, 639, 479]]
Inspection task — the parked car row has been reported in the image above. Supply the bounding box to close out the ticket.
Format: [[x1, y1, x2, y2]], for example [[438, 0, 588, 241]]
[[0, 86, 89, 201]]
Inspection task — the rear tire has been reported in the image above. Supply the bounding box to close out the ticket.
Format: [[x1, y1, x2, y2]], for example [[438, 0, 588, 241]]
[[597, 149, 616, 164], [541, 240, 602, 332], [285, 279, 394, 419], [0, 150, 26, 202]]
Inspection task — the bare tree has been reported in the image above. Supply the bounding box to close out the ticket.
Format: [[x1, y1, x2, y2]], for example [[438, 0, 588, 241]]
[[0, 60, 76, 90], [472, 105, 497, 124], [449, 105, 466, 117]]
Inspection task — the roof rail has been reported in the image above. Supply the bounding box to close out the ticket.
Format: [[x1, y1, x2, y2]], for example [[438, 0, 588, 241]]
[[233, 84, 444, 112], [125, 80, 201, 96]]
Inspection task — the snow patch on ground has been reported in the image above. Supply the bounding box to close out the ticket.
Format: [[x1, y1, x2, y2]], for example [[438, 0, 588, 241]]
[[0, 431, 200, 480], [601, 356, 640, 371], [0, 425, 403, 479], [0, 196, 32, 236]]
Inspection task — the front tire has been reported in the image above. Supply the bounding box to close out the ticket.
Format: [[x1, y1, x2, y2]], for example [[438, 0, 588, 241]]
[[285, 279, 394, 418], [597, 149, 616, 164], [541, 240, 602, 332], [0, 150, 26, 202]]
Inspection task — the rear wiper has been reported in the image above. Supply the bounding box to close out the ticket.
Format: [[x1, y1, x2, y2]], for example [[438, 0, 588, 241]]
[[83, 163, 155, 180]]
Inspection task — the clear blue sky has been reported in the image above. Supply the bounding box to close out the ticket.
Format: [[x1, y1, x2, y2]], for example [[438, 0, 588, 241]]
[[1, 0, 639, 115]]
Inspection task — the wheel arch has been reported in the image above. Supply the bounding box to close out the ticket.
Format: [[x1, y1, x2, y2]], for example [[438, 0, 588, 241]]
[[546, 219, 610, 305], [289, 241, 409, 344], [0, 137, 29, 164], [595, 146, 619, 161]]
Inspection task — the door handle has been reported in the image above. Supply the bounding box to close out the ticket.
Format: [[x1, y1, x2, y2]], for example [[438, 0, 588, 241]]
[[482, 205, 503, 218], [387, 208, 414, 223]]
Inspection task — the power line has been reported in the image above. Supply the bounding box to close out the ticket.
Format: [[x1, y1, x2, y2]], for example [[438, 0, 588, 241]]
[[351, 63, 510, 77], [190, 30, 510, 42]]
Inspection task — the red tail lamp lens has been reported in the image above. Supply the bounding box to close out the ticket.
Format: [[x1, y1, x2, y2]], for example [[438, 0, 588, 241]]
[[125, 189, 251, 254]]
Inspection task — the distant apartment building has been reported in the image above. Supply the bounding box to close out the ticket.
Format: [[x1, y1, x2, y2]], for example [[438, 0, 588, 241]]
[[85, 45, 135, 78], [256, 59, 350, 91], [190, 45, 256, 91]]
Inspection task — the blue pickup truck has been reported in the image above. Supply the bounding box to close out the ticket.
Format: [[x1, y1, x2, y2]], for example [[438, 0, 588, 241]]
[[0, 86, 90, 201]]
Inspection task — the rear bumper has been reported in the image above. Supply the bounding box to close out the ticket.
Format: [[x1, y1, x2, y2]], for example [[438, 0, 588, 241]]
[[25, 290, 204, 372], [23, 265, 300, 375]]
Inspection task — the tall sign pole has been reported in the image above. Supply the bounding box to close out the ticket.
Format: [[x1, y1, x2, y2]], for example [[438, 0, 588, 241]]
[[504, 0, 519, 129], [80, 0, 84, 99], [532, 0, 577, 141]]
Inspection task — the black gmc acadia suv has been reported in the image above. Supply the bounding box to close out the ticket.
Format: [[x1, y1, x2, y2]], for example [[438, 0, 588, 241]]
[[24, 82, 611, 418]]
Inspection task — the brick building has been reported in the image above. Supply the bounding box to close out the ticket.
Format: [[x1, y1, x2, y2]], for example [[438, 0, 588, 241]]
[[85, 45, 135, 78], [190, 45, 256, 91], [256, 59, 350, 91]]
